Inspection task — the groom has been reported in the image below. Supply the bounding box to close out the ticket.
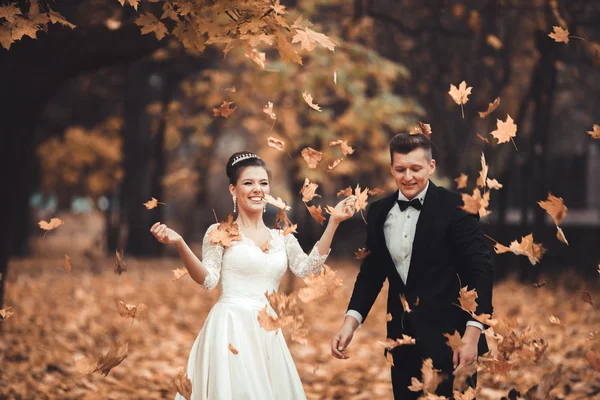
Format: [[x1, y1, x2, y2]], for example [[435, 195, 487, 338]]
[[331, 133, 493, 399]]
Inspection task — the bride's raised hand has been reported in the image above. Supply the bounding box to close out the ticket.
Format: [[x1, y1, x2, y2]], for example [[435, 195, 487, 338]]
[[150, 222, 183, 245], [329, 195, 357, 225]]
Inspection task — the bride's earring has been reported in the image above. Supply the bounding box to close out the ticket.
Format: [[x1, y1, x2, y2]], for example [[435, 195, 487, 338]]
[[233, 196, 237, 213], [263, 204, 266, 213]]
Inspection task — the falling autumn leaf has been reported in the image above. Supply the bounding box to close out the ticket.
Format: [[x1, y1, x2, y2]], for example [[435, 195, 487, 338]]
[[64, 255, 72, 274], [263, 194, 291, 210], [212, 101, 236, 118], [0, 306, 14, 321], [409, 358, 442, 395], [224, 86, 236, 93], [306, 204, 326, 225], [245, 48, 266, 69], [298, 264, 343, 303], [263, 102, 277, 120], [409, 122, 432, 140], [300, 178, 321, 203], [377, 335, 416, 350], [301, 147, 323, 168], [556, 226, 569, 246], [578, 290, 594, 306], [114, 249, 127, 275], [260, 241, 270, 253], [354, 184, 369, 213], [171, 367, 192, 400], [329, 140, 355, 156], [95, 342, 129, 376], [494, 234, 547, 265], [267, 136, 285, 151], [172, 268, 188, 281], [367, 188, 385, 196], [257, 305, 284, 331], [448, 81, 472, 118], [588, 124, 600, 139], [143, 197, 166, 209], [228, 344, 239, 355], [533, 280, 547, 288], [549, 315, 561, 325], [327, 158, 343, 171], [478, 97, 500, 118], [385, 351, 395, 367], [538, 193, 567, 225], [443, 330, 464, 351], [38, 218, 64, 231], [455, 174, 468, 189], [490, 115, 517, 146], [458, 287, 479, 314], [400, 294, 412, 313], [337, 186, 353, 197], [454, 387, 478, 400], [116, 300, 148, 322], [476, 153, 488, 188], [354, 248, 371, 260], [208, 215, 242, 248], [302, 91, 322, 112], [460, 188, 491, 217], [292, 27, 337, 52], [548, 26, 569, 43], [486, 178, 503, 190]]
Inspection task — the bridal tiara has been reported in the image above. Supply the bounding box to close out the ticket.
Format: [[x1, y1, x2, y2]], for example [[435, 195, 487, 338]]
[[231, 153, 260, 166]]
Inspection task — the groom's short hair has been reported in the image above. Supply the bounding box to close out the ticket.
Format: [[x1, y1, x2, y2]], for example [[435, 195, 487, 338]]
[[389, 133, 432, 161]]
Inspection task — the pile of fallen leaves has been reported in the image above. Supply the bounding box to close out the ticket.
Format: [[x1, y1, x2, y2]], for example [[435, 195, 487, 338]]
[[1, 255, 598, 399]]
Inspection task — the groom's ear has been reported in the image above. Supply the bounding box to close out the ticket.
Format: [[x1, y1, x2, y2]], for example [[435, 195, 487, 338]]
[[429, 159, 436, 175]]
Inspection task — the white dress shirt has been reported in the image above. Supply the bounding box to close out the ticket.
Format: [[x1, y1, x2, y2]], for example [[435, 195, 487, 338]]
[[346, 182, 484, 332]]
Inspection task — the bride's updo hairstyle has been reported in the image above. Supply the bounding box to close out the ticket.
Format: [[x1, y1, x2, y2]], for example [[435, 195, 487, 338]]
[[226, 151, 270, 185]]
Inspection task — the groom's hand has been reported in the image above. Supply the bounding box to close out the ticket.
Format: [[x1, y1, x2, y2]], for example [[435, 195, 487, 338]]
[[331, 317, 359, 359], [453, 325, 480, 368]]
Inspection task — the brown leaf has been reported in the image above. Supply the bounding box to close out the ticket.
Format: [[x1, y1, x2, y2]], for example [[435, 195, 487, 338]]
[[460, 188, 491, 217], [116, 300, 148, 322], [327, 158, 344, 171], [494, 234, 546, 265], [354, 184, 369, 213], [301, 147, 323, 168], [400, 294, 412, 313], [208, 215, 242, 248], [454, 174, 468, 189], [443, 330, 464, 351], [486, 178, 503, 190], [476, 133, 490, 143], [476, 153, 488, 188], [257, 305, 284, 331], [263, 102, 277, 120], [408, 376, 423, 392], [114, 249, 127, 275], [300, 178, 321, 203], [224, 86, 236, 93], [548, 26, 569, 44], [96, 342, 129, 376], [292, 27, 337, 52], [354, 248, 371, 260], [449, 81, 473, 105], [586, 350, 600, 372], [171, 366, 192, 400], [245, 48, 266, 69], [490, 115, 517, 144], [228, 344, 239, 355], [302, 91, 322, 112], [548, 315, 561, 325], [298, 264, 343, 303], [454, 387, 478, 400], [267, 136, 285, 151], [38, 218, 64, 231], [275, 209, 296, 235], [538, 193, 567, 226], [260, 241, 270, 253], [329, 140, 355, 156], [459, 287, 479, 313], [367, 188, 385, 196], [578, 290, 594, 306], [533, 280, 547, 288], [263, 194, 291, 211], [306, 205, 326, 225], [337, 186, 352, 197], [64, 255, 72, 274], [588, 124, 600, 139], [143, 197, 166, 209], [409, 122, 432, 140], [556, 226, 568, 246], [171, 268, 188, 281], [0, 306, 14, 321], [212, 101, 236, 118], [478, 97, 500, 118], [376, 334, 416, 350], [135, 13, 168, 40], [420, 358, 442, 394]]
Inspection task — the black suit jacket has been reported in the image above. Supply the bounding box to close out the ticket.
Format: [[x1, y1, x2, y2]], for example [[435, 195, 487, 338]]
[[347, 181, 493, 362]]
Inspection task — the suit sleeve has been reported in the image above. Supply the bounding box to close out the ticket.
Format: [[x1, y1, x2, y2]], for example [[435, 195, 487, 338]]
[[346, 203, 387, 323], [450, 203, 494, 320]]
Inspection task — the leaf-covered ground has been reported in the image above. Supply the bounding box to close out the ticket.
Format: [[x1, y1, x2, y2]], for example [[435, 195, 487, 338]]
[[1, 256, 598, 399]]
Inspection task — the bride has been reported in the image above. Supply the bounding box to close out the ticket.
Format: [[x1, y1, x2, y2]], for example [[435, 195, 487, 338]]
[[151, 151, 355, 400]]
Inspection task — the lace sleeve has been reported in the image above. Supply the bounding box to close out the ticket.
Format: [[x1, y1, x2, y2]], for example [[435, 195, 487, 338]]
[[200, 224, 224, 291], [284, 233, 329, 279]]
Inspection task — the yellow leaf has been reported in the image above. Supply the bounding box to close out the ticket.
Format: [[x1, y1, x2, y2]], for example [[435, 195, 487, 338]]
[[409, 122, 432, 140], [245, 48, 266, 69], [143, 197, 166, 209], [548, 26, 569, 43], [298, 264, 343, 303], [458, 287, 478, 313], [460, 188, 491, 217], [0, 306, 14, 321], [49, 11, 76, 29], [327, 158, 344, 171], [0, 5, 22, 23], [306, 204, 326, 225], [208, 215, 242, 248], [276, 31, 302, 65], [486, 178, 503, 190], [494, 233, 546, 265], [302, 91, 322, 112]]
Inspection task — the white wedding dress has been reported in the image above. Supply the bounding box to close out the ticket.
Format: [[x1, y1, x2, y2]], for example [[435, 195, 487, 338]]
[[175, 224, 329, 400]]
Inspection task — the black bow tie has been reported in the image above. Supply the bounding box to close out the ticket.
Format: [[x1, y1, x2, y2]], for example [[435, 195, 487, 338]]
[[397, 198, 422, 211]]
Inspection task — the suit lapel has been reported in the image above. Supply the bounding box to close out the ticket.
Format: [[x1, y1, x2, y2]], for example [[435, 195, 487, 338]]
[[405, 181, 439, 289]]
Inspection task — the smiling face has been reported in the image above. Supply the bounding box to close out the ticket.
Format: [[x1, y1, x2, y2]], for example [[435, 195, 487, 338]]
[[229, 166, 270, 214], [390, 148, 436, 200]]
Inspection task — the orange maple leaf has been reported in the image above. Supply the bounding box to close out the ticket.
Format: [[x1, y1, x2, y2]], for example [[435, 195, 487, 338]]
[[263, 102, 277, 120], [212, 101, 236, 118], [329, 140, 355, 156], [588, 124, 600, 139], [305, 204, 326, 225], [537, 193, 567, 226], [486, 178, 503, 190], [301, 147, 323, 168], [443, 330, 464, 351], [298, 264, 343, 303], [263, 194, 291, 210], [494, 233, 546, 265], [490, 115, 517, 146], [208, 215, 242, 248], [38, 217, 64, 231], [135, 13, 168, 40], [171, 268, 188, 281], [455, 173, 468, 189], [376, 334, 416, 350], [478, 97, 500, 118], [337, 186, 352, 197], [143, 197, 166, 209], [267, 136, 285, 151], [300, 178, 321, 203], [354, 248, 371, 260], [354, 184, 369, 213], [555, 226, 568, 246], [458, 286, 479, 313], [548, 26, 569, 43], [302, 91, 322, 112], [460, 188, 491, 217], [449, 81, 472, 118], [409, 122, 432, 140], [275, 209, 297, 235], [292, 27, 337, 52], [117, 0, 139, 10]]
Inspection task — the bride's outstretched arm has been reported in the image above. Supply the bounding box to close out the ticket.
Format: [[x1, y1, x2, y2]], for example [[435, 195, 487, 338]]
[[151, 222, 223, 290]]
